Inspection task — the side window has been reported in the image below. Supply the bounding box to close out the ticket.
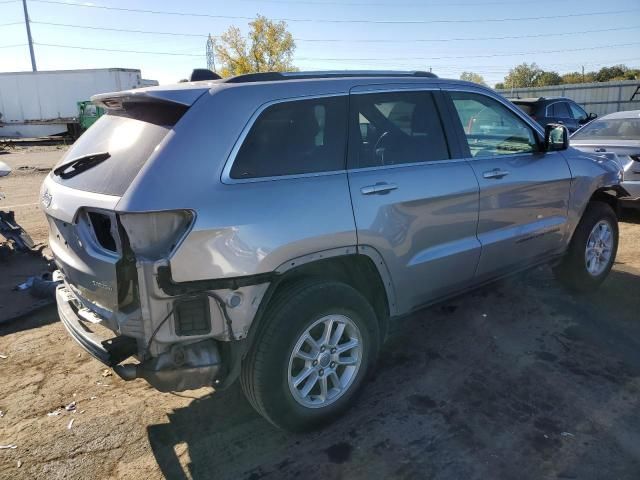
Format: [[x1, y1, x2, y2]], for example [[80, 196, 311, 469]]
[[348, 91, 450, 168], [450, 91, 539, 158], [230, 96, 347, 179], [568, 102, 587, 121], [551, 102, 571, 119]]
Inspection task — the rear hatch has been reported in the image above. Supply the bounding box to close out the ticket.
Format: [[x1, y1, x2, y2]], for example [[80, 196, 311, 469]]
[[41, 84, 209, 319]]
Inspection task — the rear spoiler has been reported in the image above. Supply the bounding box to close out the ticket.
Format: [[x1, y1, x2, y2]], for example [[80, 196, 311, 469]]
[[91, 85, 211, 111]]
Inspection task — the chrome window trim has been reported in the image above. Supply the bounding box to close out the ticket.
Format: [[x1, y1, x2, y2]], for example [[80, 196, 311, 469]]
[[221, 92, 348, 185], [347, 157, 469, 174], [444, 85, 545, 161]]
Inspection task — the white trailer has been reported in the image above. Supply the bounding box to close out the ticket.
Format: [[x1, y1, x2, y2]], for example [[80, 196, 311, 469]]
[[0, 68, 156, 138]]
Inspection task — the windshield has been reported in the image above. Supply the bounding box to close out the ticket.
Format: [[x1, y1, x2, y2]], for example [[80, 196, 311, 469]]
[[51, 113, 171, 196], [572, 117, 640, 141]]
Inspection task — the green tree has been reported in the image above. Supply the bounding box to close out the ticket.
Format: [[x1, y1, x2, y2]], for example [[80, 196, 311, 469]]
[[459, 71, 487, 86], [502, 62, 543, 89], [561, 71, 593, 84], [494, 82, 505, 90], [594, 65, 628, 82], [214, 15, 296, 77], [534, 71, 562, 87]]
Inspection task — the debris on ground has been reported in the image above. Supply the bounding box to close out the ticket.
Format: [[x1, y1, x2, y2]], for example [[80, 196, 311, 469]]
[[67, 418, 74, 430], [0, 354, 7, 359], [14, 273, 60, 298], [17, 459, 22, 468], [47, 409, 62, 417], [0, 410, 5, 417], [65, 401, 76, 412], [561, 432, 575, 438], [0, 444, 17, 449], [101, 369, 113, 377]]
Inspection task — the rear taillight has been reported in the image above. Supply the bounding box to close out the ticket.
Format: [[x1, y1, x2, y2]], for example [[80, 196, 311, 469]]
[[119, 210, 194, 260]]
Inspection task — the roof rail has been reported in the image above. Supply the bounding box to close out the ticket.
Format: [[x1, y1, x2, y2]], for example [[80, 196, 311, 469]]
[[223, 70, 438, 83]]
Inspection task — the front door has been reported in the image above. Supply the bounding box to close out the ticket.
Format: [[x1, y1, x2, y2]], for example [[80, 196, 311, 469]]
[[347, 86, 481, 313], [446, 89, 572, 281]]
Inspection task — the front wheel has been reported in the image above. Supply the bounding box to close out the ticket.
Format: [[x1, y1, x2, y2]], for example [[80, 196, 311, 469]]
[[554, 201, 618, 292], [240, 280, 380, 432]]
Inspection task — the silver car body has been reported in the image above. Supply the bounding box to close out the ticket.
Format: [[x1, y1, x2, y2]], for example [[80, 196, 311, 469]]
[[40, 73, 624, 392], [570, 110, 640, 202]]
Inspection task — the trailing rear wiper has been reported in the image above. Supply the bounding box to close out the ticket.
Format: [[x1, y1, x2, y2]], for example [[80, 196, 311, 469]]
[[53, 152, 111, 179]]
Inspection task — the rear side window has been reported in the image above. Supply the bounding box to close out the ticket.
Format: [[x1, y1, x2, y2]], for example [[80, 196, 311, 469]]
[[348, 91, 450, 168], [230, 96, 347, 179], [549, 102, 571, 118], [450, 91, 538, 157]]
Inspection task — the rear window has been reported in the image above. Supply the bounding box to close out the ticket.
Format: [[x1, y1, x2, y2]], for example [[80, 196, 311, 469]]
[[514, 102, 535, 115], [51, 113, 172, 196], [572, 117, 640, 141], [230, 96, 348, 179]]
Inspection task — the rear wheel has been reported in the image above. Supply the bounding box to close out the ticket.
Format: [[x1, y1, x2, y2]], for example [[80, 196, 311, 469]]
[[240, 280, 380, 431], [554, 201, 618, 292]]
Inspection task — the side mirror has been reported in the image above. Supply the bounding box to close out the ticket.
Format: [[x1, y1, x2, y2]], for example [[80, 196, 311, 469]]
[[0, 161, 11, 178], [545, 123, 569, 151], [587, 112, 597, 120]]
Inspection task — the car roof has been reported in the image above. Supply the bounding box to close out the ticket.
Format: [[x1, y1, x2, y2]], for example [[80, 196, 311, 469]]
[[512, 97, 570, 104], [598, 109, 640, 120]]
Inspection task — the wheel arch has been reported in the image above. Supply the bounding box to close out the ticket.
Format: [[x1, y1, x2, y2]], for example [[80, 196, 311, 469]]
[[245, 247, 397, 356]]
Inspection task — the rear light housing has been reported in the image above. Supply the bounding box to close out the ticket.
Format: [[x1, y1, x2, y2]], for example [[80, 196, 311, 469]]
[[118, 210, 194, 261]]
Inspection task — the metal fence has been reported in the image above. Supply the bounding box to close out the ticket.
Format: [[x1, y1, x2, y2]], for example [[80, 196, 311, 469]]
[[496, 80, 640, 116]]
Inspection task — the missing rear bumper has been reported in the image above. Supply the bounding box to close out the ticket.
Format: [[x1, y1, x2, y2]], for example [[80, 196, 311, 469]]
[[57, 285, 222, 392]]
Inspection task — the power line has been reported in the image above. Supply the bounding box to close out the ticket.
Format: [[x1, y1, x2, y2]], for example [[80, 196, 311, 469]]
[[27, 21, 640, 44], [34, 40, 640, 62], [35, 42, 203, 57], [0, 43, 26, 48], [27, 1, 640, 25], [193, 0, 593, 6], [296, 41, 640, 61], [0, 22, 23, 27]]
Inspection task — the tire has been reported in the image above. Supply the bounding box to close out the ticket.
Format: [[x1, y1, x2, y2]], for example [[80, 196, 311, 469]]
[[554, 201, 618, 292], [240, 280, 380, 432]]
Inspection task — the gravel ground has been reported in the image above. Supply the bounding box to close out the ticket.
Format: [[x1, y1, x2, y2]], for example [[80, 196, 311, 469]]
[[0, 146, 639, 479]]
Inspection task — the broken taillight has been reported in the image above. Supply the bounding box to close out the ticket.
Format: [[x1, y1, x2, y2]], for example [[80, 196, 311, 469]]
[[118, 210, 194, 261]]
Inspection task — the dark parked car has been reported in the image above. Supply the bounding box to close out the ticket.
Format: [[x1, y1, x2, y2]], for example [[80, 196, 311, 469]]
[[512, 97, 597, 133]]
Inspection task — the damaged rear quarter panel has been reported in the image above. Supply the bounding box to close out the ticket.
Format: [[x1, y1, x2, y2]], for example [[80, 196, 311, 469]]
[[115, 83, 358, 283]]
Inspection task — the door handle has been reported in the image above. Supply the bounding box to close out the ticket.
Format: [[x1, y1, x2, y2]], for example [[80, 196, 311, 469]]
[[483, 169, 510, 179], [360, 182, 398, 195]]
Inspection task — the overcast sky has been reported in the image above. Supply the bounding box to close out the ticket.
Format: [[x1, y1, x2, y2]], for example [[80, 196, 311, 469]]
[[1, 0, 639, 86]]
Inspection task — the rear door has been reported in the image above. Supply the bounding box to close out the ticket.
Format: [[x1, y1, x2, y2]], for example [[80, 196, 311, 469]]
[[445, 88, 572, 281], [347, 85, 480, 313]]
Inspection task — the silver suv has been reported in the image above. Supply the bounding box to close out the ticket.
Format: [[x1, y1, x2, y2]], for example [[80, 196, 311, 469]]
[[41, 71, 627, 431]]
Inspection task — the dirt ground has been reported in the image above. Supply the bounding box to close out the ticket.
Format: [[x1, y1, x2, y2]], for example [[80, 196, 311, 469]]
[[1, 147, 639, 479]]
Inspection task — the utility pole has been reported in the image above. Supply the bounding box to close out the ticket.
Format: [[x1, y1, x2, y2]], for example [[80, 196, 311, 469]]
[[581, 65, 585, 83], [22, 0, 37, 71]]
